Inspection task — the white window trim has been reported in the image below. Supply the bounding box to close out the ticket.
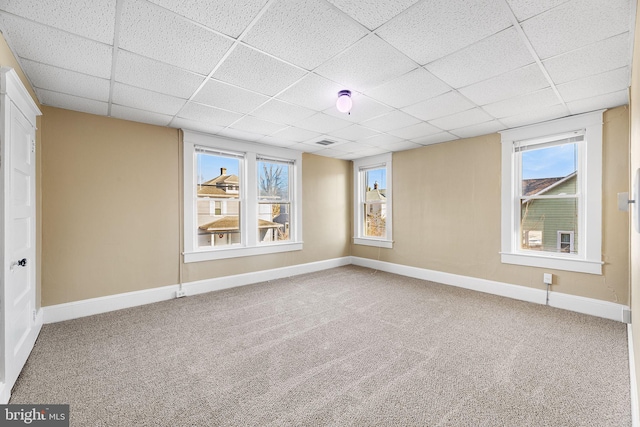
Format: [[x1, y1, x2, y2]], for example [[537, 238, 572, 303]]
[[499, 110, 604, 275], [183, 130, 303, 263], [353, 153, 393, 248]]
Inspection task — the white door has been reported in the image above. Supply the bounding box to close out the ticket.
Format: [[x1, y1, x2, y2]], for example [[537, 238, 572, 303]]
[[0, 68, 41, 403]]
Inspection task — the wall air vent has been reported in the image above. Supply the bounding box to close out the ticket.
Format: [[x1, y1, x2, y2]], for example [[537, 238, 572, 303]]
[[316, 139, 336, 146]]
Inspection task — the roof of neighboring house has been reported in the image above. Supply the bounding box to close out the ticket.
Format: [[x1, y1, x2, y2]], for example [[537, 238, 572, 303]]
[[366, 189, 386, 202], [198, 216, 282, 232], [197, 186, 235, 197], [201, 174, 239, 186], [198, 174, 240, 197], [522, 171, 577, 198]]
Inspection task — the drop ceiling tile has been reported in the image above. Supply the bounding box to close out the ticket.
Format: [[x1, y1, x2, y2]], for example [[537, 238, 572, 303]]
[[294, 113, 351, 133], [428, 108, 494, 130], [277, 73, 344, 111], [500, 104, 569, 128], [329, 124, 380, 141], [171, 117, 225, 135], [376, 0, 512, 64], [505, 0, 571, 22], [543, 33, 630, 85], [21, 59, 110, 101], [458, 64, 550, 106], [362, 110, 421, 132], [449, 120, 506, 139], [522, 0, 630, 59], [119, 0, 233, 75], [110, 105, 173, 127], [243, 0, 368, 70], [362, 133, 404, 147], [388, 122, 441, 139], [344, 147, 389, 158], [213, 45, 307, 97], [402, 91, 475, 121], [426, 28, 534, 89], [178, 102, 243, 127], [217, 127, 262, 142], [326, 0, 421, 30], [251, 99, 316, 125], [146, 0, 269, 38], [0, 0, 116, 43], [255, 136, 299, 148], [315, 35, 418, 92], [313, 147, 349, 158], [411, 132, 459, 146], [112, 83, 187, 116], [294, 140, 325, 153], [272, 126, 322, 143], [115, 51, 206, 99], [567, 90, 628, 115], [35, 88, 108, 116], [322, 93, 393, 123], [337, 141, 377, 153], [193, 79, 269, 114], [556, 67, 629, 103], [385, 140, 423, 152], [482, 88, 560, 118], [0, 14, 112, 78], [230, 116, 288, 136], [365, 68, 451, 109]]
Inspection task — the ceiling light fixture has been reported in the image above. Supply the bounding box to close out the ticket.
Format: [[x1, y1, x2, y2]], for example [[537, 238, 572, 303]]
[[336, 90, 352, 114]]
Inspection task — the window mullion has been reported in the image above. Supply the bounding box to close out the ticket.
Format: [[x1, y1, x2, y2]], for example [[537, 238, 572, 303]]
[[245, 152, 258, 247]]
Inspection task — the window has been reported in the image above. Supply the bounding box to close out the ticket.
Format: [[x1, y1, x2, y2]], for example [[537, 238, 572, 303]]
[[500, 111, 603, 274], [183, 131, 302, 262], [353, 153, 393, 248]]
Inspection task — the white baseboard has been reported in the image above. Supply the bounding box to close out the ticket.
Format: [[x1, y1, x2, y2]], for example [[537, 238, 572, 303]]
[[630, 324, 640, 427], [351, 257, 629, 322], [43, 257, 351, 323]]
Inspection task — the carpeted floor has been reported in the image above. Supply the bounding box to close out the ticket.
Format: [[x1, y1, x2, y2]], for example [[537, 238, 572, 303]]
[[10, 265, 631, 426]]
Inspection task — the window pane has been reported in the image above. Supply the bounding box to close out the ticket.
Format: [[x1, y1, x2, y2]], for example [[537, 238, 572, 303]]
[[520, 198, 578, 254], [521, 143, 577, 196], [363, 168, 386, 237], [258, 160, 291, 243], [196, 152, 241, 248]]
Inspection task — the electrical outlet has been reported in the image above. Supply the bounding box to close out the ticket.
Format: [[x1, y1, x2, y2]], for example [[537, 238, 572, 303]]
[[543, 273, 553, 285], [176, 289, 186, 298]]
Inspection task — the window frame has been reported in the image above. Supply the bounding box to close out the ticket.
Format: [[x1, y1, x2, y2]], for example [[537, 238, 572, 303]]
[[353, 153, 393, 248], [183, 130, 302, 263], [499, 110, 604, 275]]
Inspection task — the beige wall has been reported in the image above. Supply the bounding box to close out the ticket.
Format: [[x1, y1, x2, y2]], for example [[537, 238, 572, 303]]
[[40, 107, 352, 305], [353, 106, 630, 304]]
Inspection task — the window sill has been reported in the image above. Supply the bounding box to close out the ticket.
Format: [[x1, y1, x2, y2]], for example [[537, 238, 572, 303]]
[[500, 251, 602, 275], [184, 242, 303, 263], [353, 237, 393, 248]]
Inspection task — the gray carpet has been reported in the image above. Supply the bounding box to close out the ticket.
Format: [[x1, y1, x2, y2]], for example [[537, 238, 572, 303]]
[[10, 265, 631, 426]]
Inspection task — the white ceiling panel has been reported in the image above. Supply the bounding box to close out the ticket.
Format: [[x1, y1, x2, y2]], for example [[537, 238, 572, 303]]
[[111, 104, 173, 127], [177, 102, 243, 127], [0, 0, 116, 44], [556, 67, 629, 103], [112, 83, 187, 116], [499, 104, 569, 128], [376, 0, 512, 64], [365, 68, 451, 108], [115, 51, 206, 99], [294, 112, 352, 133], [277, 73, 345, 111], [336, 141, 377, 153], [361, 110, 421, 132], [322, 93, 393, 123], [315, 35, 418, 92], [216, 127, 262, 142], [426, 28, 534, 89], [213, 45, 306, 97], [0, 14, 113, 78], [362, 133, 404, 147], [230, 116, 288, 135], [411, 132, 459, 146], [567, 90, 628, 115], [326, 0, 421, 30], [385, 140, 423, 152], [522, 0, 631, 59], [402, 91, 476, 121], [388, 122, 441, 139], [505, 0, 571, 22], [119, 0, 233, 75], [458, 64, 550, 106], [21, 59, 110, 102], [255, 135, 299, 148], [36, 88, 108, 116], [311, 147, 349, 158], [428, 108, 494, 131], [271, 126, 322, 143], [449, 120, 506, 138], [543, 33, 630, 85], [193, 79, 269, 114], [251, 99, 316, 125], [482, 88, 561, 118], [170, 117, 225, 135], [330, 124, 380, 141], [146, 0, 269, 38], [243, 0, 368, 70]]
